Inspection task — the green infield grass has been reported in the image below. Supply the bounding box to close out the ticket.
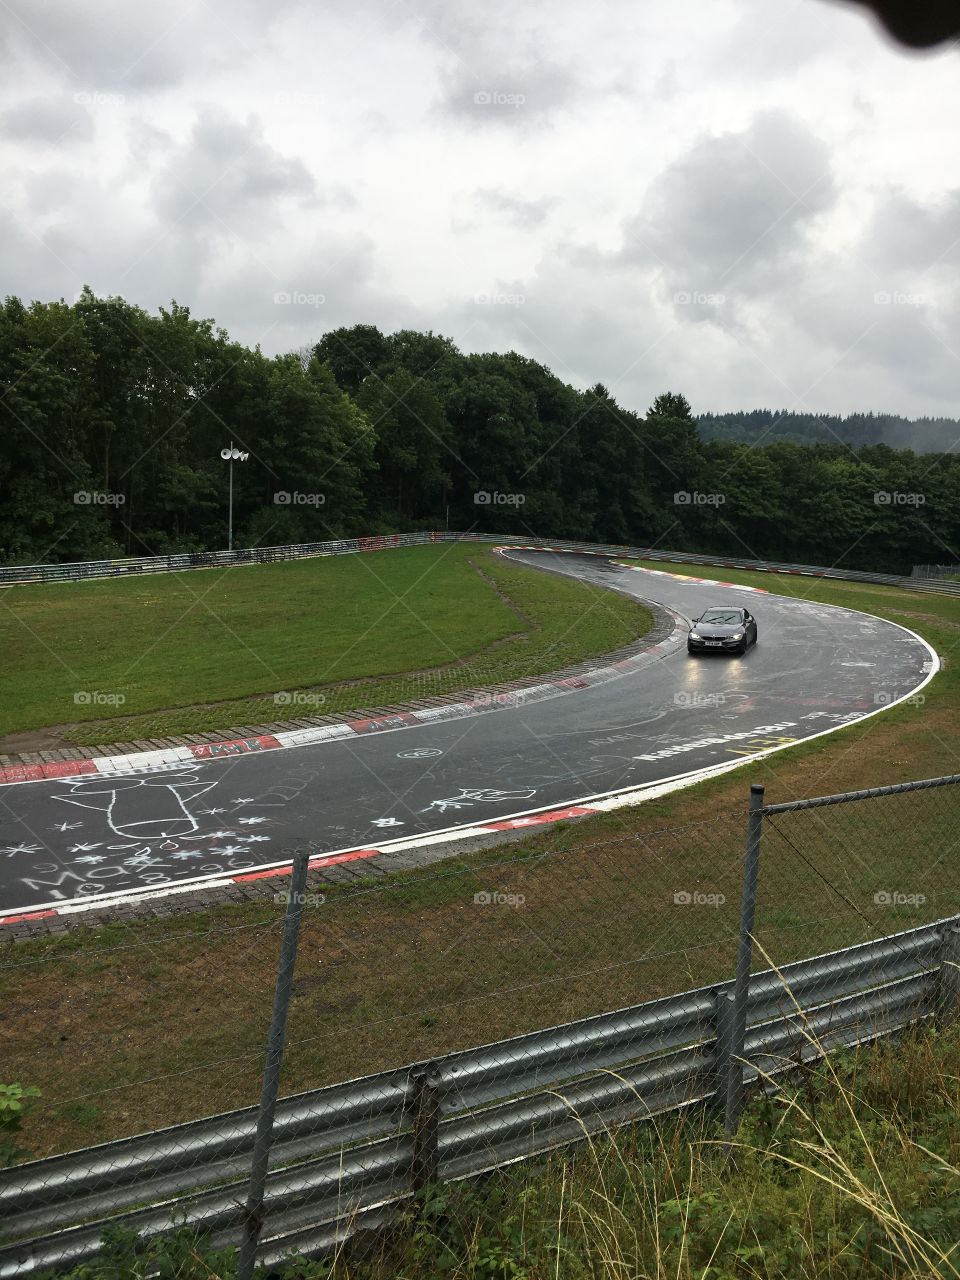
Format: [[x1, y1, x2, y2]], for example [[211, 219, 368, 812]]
[[0, 543, 653, 748]]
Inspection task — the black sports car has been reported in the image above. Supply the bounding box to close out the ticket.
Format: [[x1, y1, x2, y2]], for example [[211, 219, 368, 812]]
[[687, 605, 758, 655]]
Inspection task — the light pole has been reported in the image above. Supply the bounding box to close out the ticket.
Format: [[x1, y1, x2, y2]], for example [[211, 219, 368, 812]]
[[220, 443, 249, 551]]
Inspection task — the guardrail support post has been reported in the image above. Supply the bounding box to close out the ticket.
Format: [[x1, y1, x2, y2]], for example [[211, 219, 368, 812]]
[[237, 851, 310, 1280], [409, 1065, 441, 1193], [724, 784, 765, 1136], [710, 989, 737, 1112], [934, 923, 960, 1025]]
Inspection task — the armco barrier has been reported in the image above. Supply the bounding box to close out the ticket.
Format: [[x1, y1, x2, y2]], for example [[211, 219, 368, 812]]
[[2, 530, 960, 596], [0, 917, 949, 1277]]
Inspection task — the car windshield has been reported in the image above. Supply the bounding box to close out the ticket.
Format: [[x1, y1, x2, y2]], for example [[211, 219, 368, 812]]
[[699, 611, 742, 625]]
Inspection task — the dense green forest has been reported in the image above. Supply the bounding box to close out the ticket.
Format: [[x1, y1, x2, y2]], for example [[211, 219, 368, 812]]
[[1, 290, 958, 574], [698, 409, 960, 453]]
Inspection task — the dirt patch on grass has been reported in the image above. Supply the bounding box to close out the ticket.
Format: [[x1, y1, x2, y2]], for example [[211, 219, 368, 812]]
[[883, 607, 960, 634], [467, 555, 535, 635], [0, 727, 73, 752]]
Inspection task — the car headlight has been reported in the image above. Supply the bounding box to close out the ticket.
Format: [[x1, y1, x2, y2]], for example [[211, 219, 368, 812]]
[[731, 631, 744, 641], [689, 631, 701, 640]]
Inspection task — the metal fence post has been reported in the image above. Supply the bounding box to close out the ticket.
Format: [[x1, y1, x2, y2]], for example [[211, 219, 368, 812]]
[[237, 851, 310, 1280], [711, 989, 737, 1111], [724, 783, 765, 1136], [409, 1064, 441, 1193]]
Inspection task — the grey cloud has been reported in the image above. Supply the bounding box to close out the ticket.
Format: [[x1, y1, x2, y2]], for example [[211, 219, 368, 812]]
[[433, 199, 960, 420], [241, 0, 585, 125], [622, 110, 836, 294], [0, 95, 94, 144], [1, 0, 959, 423], [0, 1, 195, 90], [764, 188, 960, 403], [160, 263, 394, 368], [464, 188, 558, 229], [859, 307, 960, 396], [440, 59, 580, 124], [208, 235, 437, 358], [0, 0, 297, 92], [124, 118, 176, 162], [152, 110, 316, 236], [865, 189, 960, 271], [793, 261, 960, 405], [395, 0, 584, 122], [435, 260, 668, 405], [0, 206, 94, 303], [714, 0, 841, 80]]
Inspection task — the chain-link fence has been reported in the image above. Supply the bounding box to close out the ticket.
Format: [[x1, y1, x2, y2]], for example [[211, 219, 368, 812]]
[[0, 812, 745, 1161], [714, 773, 960, 1136], [2, 773, 959, 1275], [756, 775, 960, 968], [911, 563, 960, 579]]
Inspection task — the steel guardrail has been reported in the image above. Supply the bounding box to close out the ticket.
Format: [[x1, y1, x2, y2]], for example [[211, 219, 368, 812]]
[[0, 917, 950, 1277], [2, 531, 960, 597]]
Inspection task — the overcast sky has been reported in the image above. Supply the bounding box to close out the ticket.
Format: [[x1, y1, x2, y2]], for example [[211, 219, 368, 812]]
[[1, 0, 958, 418]]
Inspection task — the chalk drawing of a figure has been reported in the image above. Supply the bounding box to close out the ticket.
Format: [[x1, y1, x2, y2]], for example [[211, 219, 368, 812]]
[[54, 771, 219, 840]]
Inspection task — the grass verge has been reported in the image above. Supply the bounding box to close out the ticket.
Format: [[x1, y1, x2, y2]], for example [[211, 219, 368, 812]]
[[316, 1021, 960, 1279], [0, 544, 652, 747]]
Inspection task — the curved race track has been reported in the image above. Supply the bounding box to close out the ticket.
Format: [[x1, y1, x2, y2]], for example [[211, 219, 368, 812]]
[[0, 549, 938, 917]]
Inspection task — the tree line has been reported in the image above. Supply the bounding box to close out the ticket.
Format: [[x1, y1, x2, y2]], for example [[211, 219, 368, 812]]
[[699, 409, 960, 454], [1, 291, 957, 574]]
